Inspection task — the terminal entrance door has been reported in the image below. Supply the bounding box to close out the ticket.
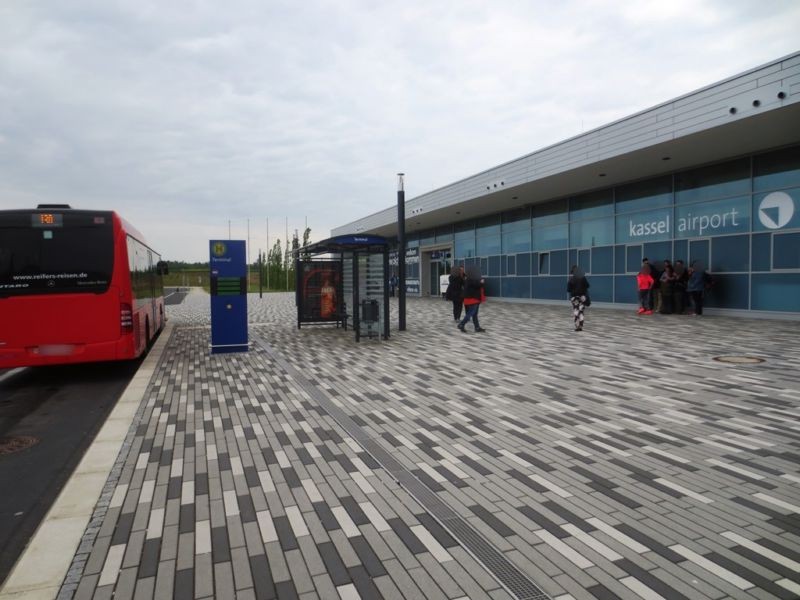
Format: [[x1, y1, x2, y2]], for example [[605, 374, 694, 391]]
[[428, 250, 452, 296]]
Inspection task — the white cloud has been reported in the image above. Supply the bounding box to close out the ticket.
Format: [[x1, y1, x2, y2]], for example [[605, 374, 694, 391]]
[[1, 0, 799, 261]]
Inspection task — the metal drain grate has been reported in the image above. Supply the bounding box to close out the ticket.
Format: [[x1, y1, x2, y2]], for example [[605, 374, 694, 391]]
[[254, 333, 553, 600], [713, 355, 765, 364]]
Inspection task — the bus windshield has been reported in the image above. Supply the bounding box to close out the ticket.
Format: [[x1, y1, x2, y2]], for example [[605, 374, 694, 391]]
[[0, 210, 114, 297]]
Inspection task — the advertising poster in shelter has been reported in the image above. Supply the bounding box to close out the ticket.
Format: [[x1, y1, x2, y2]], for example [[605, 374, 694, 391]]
[[299, 261, 340, 321]]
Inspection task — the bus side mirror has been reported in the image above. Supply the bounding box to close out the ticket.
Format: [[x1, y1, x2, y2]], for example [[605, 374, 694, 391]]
[[157, 261, 169, 275]]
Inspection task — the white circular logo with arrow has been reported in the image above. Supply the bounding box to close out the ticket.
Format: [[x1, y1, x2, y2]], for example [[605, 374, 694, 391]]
[[758, 191, 794, 229]]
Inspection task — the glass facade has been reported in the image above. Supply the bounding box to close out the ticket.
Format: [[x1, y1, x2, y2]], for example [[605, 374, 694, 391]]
[[400, 145, 800, 313]]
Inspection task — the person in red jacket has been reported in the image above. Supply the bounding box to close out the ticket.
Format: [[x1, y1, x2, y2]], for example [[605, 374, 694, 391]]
[[457, 265, 486, 333], [637, 265, 654, 315]]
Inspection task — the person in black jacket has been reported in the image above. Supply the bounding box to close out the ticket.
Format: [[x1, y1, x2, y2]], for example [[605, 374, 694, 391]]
[[445, 265, 466, 321], [457, 264, 486, 333], [567, 265, 590, 331]]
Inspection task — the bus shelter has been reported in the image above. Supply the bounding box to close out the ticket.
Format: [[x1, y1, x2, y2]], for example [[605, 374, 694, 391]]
[[294, 235, 390, 342]]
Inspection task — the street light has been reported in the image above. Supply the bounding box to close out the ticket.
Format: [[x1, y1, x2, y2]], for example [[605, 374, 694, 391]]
[[397, 173, 406, 331]]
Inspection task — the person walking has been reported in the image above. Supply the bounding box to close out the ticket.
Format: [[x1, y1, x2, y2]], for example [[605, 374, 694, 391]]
[[567, 265, 590, 331], [445, 265, 465, 322], [457, 265, 486, 333]]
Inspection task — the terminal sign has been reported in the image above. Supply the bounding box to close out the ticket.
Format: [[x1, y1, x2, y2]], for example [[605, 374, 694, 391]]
[[617, 196, 750, 243]]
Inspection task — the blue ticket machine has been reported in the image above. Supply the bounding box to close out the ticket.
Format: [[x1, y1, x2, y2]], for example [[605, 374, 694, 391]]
[[209, 240, 248, 353]]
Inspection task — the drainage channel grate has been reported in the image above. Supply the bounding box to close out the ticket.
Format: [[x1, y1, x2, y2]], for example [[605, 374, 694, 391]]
[[713, 355, 765, 364], [254, 333, 552, 600]]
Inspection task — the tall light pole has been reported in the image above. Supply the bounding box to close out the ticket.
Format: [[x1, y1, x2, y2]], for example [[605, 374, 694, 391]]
[[397, 173, 406, 331], [266, 218, 270, 291]]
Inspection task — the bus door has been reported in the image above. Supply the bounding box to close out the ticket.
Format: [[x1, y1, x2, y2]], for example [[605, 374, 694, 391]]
[[148, 250, 158, 332]]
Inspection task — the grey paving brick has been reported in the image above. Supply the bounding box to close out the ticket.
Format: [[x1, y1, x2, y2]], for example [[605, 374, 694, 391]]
[[194, 553, 214, 599], [132, 576, 155, 600], [212, 561, 235, 599]]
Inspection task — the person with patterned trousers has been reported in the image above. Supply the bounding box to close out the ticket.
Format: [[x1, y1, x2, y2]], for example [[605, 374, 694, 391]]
[[567, 265, 590, 331]]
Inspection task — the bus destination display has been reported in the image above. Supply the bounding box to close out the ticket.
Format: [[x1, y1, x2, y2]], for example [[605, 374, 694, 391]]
[[31, 213, 63, 227]]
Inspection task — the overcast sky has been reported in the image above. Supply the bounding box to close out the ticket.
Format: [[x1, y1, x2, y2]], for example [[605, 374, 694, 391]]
[[1, 1, 799, 262]]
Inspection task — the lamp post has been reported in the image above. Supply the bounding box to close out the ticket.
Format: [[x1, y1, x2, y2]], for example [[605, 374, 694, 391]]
[[397, 173, 406, 331]]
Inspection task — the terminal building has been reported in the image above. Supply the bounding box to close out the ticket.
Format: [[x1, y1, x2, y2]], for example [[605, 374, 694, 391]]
[[333, 52, 800, 318]]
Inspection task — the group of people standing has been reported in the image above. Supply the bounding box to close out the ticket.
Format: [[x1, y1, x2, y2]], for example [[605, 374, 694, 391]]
[[636, 258, 711, 316], [445, 265, 486, 333]]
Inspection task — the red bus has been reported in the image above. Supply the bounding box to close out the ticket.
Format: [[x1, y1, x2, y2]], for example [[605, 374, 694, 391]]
[[0, 205, 168, 367]]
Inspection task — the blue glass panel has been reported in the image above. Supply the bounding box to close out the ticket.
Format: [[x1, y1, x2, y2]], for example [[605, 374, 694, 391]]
[[711, 235, 749, 272], [753, 187, 800, 231], [488, 255, 502, 277], [502, 207, 531, 231], [673, 239, 688, 264], [539, 253, 550, 275], [551, 250, 568, 275], [753, 145, 800, 192], [570, 217, 614, 248], [615, 245, 626, 274], [507, 255, 516, 275], [643, 241, 672, 267], [454, 222, 475, 240], [578, 249, 590, 272], [570, 189, 613, 220], [675, 158, 750, 204], [501, 276, 531, 298], [480, 257, 488, 276], [592, 246, 613, 274], [614, 275, 639, 303], [705, 274, 749, 309], [532, 276, 567, 300], [531, 252, 539, 276], [517, 253, 531, 276], [532, 199, 568, 227], [419, 231, 435, 246], [483, 277, 499, 297], [587, 275, 613, 302], [689, 239, 710, 268], [616, 176, 672, 214], [454, 238, 475, 258], [774, 232, 800, 269], [475, 215, 501, 237], [569, 249, 577, 268], [626, 245, 642, 273], [435, 227, 453, 243], [675, 196, 750, 238], [616, 207, 672, 243], [407, 238, 420, 248], [752, 233, 771, 271], [502, 230, 531, 253], [533, 224, 569, 250], [476, 235, 501, 256], [751, 273, 800, 312]]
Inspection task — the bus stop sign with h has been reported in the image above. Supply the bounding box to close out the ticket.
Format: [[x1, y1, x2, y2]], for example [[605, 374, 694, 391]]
[[209, 240, 248, 353]]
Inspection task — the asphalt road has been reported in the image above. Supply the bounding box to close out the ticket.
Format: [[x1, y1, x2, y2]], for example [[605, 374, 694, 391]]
[[0, 360, 140, 586]]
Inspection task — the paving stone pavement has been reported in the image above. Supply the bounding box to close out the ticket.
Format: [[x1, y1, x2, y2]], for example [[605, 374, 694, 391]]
[[60, 289, 800, 600]]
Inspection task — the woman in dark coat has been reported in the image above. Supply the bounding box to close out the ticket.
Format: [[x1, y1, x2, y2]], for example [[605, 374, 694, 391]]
[[446, 265, 465, 321], [567, 265, 590, 331]]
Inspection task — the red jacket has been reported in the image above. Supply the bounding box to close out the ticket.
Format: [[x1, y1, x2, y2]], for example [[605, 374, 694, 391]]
[[637, 273, 654, 290]]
